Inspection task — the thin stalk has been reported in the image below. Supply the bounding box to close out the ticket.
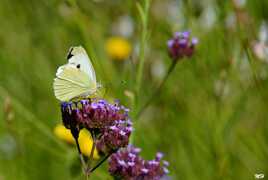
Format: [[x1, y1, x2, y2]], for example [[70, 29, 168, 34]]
[[86, 131, 96, 176], [90, 151, 115, 173], [244, 45, 261, 89], [74, 137, 87, 173], [231, 0, 261, 90], [136, 60, 178, 118], [135, 0, 151, 106]]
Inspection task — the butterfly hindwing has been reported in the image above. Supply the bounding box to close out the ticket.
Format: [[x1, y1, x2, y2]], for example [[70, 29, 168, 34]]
[[53, 65, 97, 101]]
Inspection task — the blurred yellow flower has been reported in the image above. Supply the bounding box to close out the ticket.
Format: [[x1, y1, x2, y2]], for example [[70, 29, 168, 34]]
[[54, 124, 99, 159], [78, 129, 100, 159], [54, 124, 75, 144], [105, 37, 132, 60]]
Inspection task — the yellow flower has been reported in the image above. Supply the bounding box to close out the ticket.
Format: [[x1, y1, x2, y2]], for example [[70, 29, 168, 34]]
[[54, 124, 99, 159], [54, 124, 75, 144], [78, 129, 100, 159], [105, 37, 132, 60]]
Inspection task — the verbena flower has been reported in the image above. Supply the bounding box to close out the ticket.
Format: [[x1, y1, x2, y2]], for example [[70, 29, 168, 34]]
[[60, 98, 132, 153], [96, 120, 133, 153], [167, 31, 198, 61], [109, 145, 169, 180], [54, 124, 99, 159], [61, 99, 129, 130], [105, 36, 132, 60]]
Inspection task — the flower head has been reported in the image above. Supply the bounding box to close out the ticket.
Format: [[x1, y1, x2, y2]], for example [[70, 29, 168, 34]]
[[105, 37, 132, 60], [60, 102, 78, 130], [108, 145, 169, 180], [96, 120, 133, 153], [167, 31, 198, 61], [60, 98, 132, 155], [61, 99, 129, 130]]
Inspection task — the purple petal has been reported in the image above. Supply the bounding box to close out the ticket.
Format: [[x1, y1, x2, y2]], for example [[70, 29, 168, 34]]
[[156, 152, 164, 160], [182, 31, 190, 38], [163, 160, 169, 166], [141, 168, 149, 173], [192, 37, 199, 45]]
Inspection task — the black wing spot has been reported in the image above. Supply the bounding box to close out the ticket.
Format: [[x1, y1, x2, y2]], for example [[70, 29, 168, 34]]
[[76, 64, 81, 69]]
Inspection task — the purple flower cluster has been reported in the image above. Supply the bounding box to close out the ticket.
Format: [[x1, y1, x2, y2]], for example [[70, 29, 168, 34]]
[[167, 31, 198, 61], [60, 99, 132, 150], [96, 120, 133, 153], [109, 145, 169, 180], [61, 99, 129, 129]]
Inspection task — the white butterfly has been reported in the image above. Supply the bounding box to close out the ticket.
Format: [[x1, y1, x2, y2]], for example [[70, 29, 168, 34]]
[[53, 46, 99, 101]]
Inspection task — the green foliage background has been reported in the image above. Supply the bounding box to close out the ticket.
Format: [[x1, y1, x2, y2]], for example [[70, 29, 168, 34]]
[[0, 0, 268, 179]]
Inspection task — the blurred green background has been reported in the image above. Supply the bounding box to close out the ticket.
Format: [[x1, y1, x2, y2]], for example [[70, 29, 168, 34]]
[[1, 0, 268, 179]]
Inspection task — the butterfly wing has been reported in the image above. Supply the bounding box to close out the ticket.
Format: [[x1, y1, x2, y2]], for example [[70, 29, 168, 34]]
[[67, 46, 96, 84], [53, 65, 97, 101]]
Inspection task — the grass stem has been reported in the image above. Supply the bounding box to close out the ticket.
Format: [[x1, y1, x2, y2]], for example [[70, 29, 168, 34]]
[[135, 0, 150, 107], [136, 60, 177, 118]]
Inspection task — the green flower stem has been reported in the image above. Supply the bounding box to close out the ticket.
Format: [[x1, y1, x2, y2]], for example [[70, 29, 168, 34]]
[[136, 60, 178, 118], [232, 1, 261, 90], [244, 44, 261, 89], [135, 0, 151, 107], [74, 137, 87, 173], [90, 150, 116, 173], [86, 131, 96, 176]]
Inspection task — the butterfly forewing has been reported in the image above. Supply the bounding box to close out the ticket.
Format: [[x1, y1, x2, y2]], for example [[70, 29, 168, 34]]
[[68, 47, 96, 83]]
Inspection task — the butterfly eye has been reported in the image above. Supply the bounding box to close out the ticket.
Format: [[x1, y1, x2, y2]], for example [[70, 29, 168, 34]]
[[76, 64, 81, 69]]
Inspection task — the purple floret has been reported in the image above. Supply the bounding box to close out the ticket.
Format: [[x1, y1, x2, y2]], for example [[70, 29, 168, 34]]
[[167, 31, 198, 61]]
